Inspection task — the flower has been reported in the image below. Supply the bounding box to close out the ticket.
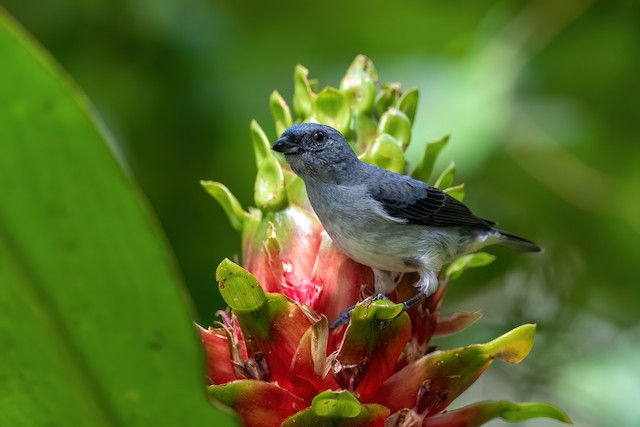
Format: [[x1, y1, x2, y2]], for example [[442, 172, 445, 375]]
[[199, 56, 570, 427]]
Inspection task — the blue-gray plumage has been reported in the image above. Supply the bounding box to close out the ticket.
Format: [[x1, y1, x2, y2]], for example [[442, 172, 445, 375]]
[[272, 123, 540, 306]]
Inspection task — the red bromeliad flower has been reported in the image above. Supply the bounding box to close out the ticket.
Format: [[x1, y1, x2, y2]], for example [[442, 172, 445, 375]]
[[199, 56, 570, 427]]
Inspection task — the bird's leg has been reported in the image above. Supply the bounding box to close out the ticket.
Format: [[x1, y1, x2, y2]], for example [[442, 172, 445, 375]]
[[328, 307, 353, 330], [401, 269, 440, 312], [401, 292, 427, 311], [373, 268, 398, 295]]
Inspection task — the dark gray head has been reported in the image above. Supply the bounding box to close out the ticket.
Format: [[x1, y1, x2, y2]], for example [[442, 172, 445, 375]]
[[271, 123, 359, 183]]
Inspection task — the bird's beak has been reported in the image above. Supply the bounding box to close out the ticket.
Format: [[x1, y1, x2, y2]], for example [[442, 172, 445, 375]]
[[271, 137, 300, 154]]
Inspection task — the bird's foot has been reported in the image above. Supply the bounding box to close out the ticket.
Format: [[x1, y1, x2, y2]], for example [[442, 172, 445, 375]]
[[328, 294, 390, 329]]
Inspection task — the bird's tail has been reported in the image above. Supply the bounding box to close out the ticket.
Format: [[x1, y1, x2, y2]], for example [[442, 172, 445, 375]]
[[497, 230, 542, 252]]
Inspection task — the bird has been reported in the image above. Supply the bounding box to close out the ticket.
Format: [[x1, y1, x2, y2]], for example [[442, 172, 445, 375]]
[[272, 123, 540, 326]]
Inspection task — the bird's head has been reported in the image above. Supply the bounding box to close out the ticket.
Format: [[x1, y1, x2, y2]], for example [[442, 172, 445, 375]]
[[271, 123, 359, 183]]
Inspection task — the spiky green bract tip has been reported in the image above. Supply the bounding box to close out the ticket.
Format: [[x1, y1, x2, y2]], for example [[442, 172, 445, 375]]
[[269, 90, 293, 137], [425, 400, 572, 426], [281, 390, 389, 427], [200, 181, 248, 232], [250, 120, 271, 168], [446, 252, 496, 281], [293, 64, 315, 119], [351, 297, 404, 322], [340, 55, 377, 114], [411, 134, 449, 183], [396, 87, 419, 124], [216, 258, 266, 312], [484, 323, 536, 364]]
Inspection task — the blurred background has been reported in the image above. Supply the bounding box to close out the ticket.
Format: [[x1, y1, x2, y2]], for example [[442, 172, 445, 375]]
[[3, 0, 638, 425]]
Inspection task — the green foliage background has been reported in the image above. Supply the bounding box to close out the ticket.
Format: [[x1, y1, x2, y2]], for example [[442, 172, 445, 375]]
[[2, 0, 639, 426]]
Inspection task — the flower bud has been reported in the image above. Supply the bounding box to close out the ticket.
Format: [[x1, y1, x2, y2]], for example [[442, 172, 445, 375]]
[[374, 82, 402, 117], [254, 152, 288, 212], [377, 108, 412, 149], [340, 55, 377, 114], [361, 133, 405, 174], [313, 86, 350, 135]]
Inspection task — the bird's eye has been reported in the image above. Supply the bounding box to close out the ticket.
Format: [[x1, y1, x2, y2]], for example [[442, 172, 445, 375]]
[[312, 131, 327, 142]]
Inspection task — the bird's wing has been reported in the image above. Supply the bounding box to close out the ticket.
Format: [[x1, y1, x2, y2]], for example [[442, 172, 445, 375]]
[[367, 172, 494, 228]]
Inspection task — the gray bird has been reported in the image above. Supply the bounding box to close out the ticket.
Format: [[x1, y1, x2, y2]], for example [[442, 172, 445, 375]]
[[272, 123, 540, 323]]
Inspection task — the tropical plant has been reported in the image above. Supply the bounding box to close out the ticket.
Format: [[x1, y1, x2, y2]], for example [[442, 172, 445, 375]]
[[200, 55, 570, 427]]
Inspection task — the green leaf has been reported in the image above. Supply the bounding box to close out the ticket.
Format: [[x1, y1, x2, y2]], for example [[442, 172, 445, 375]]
[[340, 55, 377, 114], [201, 180, 249, 231], [411, 134, 449, 183], [445, 252, 496, 281], [0, 11, 237, 427]]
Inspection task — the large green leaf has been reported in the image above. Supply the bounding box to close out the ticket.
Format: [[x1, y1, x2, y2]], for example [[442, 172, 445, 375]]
[[0, 10, 237, 426]]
